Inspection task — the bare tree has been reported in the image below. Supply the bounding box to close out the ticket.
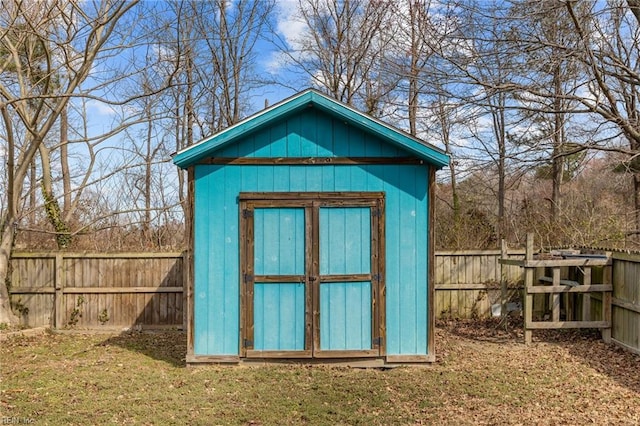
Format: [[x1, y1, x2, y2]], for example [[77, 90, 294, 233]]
[[274, 0, 394, 113], [144, 0, 273, 226], [504, 0, 588, 229], [563, 0, 640, 238], [0, 0, 139, 324]]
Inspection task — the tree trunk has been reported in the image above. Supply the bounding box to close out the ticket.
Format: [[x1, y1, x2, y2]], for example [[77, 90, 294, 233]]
[[497, 140, 506, 242], [408, 1, 419, 137], [60, 107, 71, 216], [450, 158, 460, 225], [0, 221, 19, 325], [144, 99, 153, 240], [634, 172, 640, 244], [493, 94, 507, 243], [29, 160, 36, 227], [39, 144, 71, 249], [550, 63, 564, 224]]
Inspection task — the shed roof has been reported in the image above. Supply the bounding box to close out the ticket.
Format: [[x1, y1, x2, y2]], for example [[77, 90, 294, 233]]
[[172, 89, 449, 169]]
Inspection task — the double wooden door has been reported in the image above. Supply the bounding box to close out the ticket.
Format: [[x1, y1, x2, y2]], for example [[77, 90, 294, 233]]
[[239, 192, 385, 358]]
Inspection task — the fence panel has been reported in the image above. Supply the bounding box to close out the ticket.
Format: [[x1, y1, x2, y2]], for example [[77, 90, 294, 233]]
[[611, 252, 640, 355], [9, 255, 55, 327], [434, 250, 525, 319], [9, 252, 184, 330]]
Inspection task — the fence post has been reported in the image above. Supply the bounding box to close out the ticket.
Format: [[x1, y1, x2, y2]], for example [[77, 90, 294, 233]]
[[54, 253, 64, 329], [182, 250, 189, 330], [524, 233, 534, 344]]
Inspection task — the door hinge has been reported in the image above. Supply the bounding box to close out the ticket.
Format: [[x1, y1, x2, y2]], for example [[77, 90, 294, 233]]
[[243, 339, 253, 348], [373, 337, 383, 346], [242, 209, 253, 218], [373, 273, 381, 282], [244, 273, 253, 283]]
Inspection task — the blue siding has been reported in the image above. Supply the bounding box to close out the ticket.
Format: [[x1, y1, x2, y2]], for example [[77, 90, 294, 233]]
[[193, 163, 428, 356], [254, 283, 305, 350], [224, 111, 406, 160], [194, 165, 240, 356], [320, 282, 372, 350], [381, 166, 429, 355], [254, 208, 304, 276], [320, 207, 370, 275]]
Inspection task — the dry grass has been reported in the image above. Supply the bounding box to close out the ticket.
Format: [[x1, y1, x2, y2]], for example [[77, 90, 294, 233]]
[[1, 320, 639, 425]]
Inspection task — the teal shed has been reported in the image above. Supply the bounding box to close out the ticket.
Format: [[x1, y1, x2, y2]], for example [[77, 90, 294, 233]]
[[173, 89, 449, 365]]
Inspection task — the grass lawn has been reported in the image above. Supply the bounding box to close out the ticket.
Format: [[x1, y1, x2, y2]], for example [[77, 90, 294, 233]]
[[1, 320, 639, 425]]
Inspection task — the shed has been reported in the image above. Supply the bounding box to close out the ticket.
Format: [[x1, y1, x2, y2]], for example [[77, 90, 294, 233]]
[[173, 89, 449, 365]]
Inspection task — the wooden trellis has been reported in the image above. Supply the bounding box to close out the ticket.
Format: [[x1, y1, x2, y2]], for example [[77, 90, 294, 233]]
[[500, 234, 612, 344]]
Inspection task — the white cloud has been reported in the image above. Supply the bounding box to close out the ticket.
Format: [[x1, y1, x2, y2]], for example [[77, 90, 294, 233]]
[[264, 50, 291, 75], [264, 0, 314, 74], [87, 100, 118, 117], [275, 0, 308, 49]]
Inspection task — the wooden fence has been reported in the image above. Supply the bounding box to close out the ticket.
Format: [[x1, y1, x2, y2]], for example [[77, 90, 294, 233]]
[[608, 252, 640, 355], [8, 250, 523, 329], [434, 250, 525, 319], [9, 252, 184, 330], [7, 250, 639, 355]]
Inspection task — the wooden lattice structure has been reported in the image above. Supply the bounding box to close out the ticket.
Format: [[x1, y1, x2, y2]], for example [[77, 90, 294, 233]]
[[500, 234, 612, 344]]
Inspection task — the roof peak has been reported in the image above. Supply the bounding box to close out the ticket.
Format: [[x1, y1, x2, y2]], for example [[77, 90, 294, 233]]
[[173, 89, 449, 169]]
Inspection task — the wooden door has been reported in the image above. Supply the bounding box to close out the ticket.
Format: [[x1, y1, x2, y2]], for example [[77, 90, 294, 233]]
[[240, 193, 385, 358]]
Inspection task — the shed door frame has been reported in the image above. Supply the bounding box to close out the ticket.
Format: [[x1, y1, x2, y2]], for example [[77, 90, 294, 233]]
[[239, 192, 386, 359]]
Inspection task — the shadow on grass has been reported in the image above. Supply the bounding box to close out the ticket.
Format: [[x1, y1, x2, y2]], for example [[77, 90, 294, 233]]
[[98, 331, 187, 368]]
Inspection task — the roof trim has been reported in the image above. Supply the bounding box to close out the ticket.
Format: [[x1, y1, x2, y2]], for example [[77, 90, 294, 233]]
[[172, 89, 449, 169]]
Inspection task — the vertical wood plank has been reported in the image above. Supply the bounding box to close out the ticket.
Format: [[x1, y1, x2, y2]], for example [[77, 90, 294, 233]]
[[457, 263, 466, 317], [152, 258, 161, 326], [435, 253, 443, 284], [552, 267, 560, 323], [184, 166, 195, 353], [524, 233, 534, 344], [500, 240, 508, 318], [378, 196, 387, 355], [245, 202, 256, 352], [304, 206, 313, 352], [427, 167, 435, 358], [238, 201, 248, 356], [370, 203, 380, 352], [582, 266, 592, 321], [442, 255, 451, 286], [311, 202, 321, 353], [602, 263, 612, 343]]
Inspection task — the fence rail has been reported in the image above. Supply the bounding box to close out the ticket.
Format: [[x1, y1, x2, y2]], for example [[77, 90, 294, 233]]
[[7, 249, 639, 355]]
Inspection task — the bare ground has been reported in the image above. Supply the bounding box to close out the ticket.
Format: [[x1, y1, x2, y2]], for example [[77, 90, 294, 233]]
[[1, 319, 639, 425]]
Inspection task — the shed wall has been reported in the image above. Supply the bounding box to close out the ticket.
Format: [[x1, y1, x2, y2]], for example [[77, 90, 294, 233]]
[[193, 163, 429, 357]]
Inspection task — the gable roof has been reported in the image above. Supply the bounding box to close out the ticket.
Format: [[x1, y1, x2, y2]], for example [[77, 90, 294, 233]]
[[172, 89, 449, 169]]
